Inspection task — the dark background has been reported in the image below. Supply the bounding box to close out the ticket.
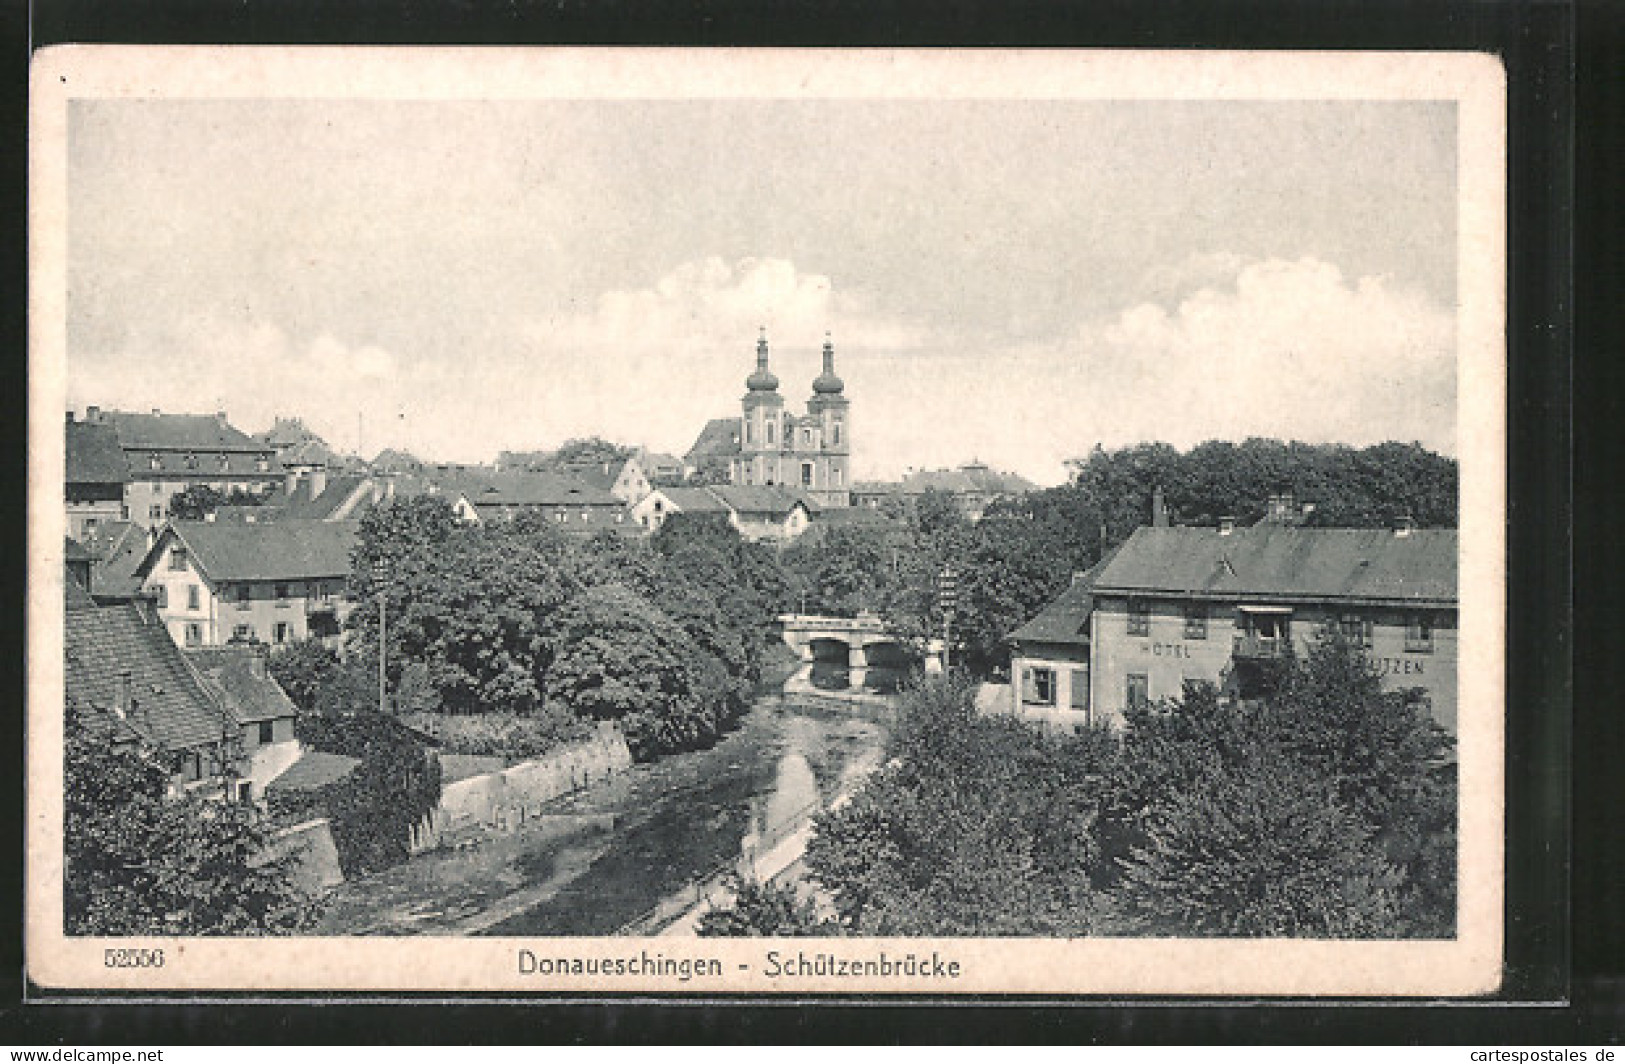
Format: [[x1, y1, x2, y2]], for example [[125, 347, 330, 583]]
[[3, 0, 1610, 1043]]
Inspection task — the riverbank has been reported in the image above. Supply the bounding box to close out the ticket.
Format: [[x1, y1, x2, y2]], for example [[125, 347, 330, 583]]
[[312, 692, 891, 936]]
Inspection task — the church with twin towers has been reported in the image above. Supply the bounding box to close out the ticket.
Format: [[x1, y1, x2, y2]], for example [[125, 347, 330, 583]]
[[729, 329, 851, 509]]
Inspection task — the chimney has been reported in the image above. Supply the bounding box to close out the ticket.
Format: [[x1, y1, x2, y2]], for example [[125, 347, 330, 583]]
[[1072, 570, 1091, 587], [151, 408, 161, 416], [1394, 514, 1417, 538], [65, 410, 74, 424], [204, 511, 217, 523], [284, 469, 300, 496], [309, 467, 327, 499], [216, 409, 228, 425], [1218, 516, 1236, 536], [86, 405, 100, 421], [1152, 486, 1169, 528], [115, 670, 132, 718], [248, 644, 267, 679]]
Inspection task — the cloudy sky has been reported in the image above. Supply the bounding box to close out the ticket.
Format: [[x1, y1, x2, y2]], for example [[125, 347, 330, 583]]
[[66, 98, 1457, 484]]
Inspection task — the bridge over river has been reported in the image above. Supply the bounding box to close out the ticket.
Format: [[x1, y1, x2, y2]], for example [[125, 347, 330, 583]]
[[777, 613, 938, 700]]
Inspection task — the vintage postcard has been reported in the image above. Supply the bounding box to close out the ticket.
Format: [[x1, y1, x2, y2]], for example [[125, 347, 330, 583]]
[[28, 47, 1506, 995]]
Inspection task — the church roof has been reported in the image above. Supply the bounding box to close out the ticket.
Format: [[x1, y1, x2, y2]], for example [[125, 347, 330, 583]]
[[686, 418, 742, 461]]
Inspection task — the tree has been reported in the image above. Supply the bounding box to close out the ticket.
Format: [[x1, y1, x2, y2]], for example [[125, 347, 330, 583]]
[[804, 677, 1106, 936], [546, 436, 635, 475], [64, 707, 318, 935], [168, 484, 271, 521], [544, 583, 715, 759], [695, 877, 834, 937]]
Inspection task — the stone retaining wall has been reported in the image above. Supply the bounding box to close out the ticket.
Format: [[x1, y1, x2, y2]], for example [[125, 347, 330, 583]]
[[265, 817, 345, 891], [409, 723, 633, 853]]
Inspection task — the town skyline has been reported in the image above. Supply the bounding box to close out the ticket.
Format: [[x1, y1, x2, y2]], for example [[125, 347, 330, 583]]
[[67, 98, 1458, 484]]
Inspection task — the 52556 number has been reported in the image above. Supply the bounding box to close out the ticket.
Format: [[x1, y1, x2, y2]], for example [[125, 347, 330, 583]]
[[104, 948, 164, 968]]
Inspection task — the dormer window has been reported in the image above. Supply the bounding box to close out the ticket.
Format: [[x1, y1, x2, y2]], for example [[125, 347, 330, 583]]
[[184, 453, 198, 470], [255, 454, 270, 473], [218, 455, 230, 472], [148, 454, 161, 471]]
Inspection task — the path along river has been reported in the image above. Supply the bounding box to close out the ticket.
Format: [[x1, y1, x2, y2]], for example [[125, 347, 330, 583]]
[[315, 685, 894, 937]]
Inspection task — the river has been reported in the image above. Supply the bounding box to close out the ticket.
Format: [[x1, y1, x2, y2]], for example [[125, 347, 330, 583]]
[[314, 688, 894, 936]]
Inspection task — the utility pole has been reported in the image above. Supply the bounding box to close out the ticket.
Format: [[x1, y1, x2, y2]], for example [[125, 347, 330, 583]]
[[373, 559, 388, 715], [937, 565, 958, 672]]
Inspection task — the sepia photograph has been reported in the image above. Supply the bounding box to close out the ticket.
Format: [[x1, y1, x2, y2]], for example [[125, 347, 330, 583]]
[[27, 47, 1506, 995]]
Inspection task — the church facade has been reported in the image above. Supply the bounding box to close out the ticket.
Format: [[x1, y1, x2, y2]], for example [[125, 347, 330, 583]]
[[728, 331, 851, 509]]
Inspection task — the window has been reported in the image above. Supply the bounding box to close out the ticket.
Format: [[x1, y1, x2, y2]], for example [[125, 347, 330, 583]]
[[256, 455, 270, 473], [235, 584, 251, 607], [1183, 603, 1207, 640], [553, 510, 566, 523], [150, 504, 163, 520], [1126, 673, 1150, 710], [273, 622, 289, 644], [1340, 614, 1374, 648], [148, 454, 161, 471], [1021, 666, 1057, 706], [184, 622, 202, 647], [219, 455, 230, 472], [766, 420, 775, 445], [744, 420, 754, 445], [1128, 599, 1150, 637], [169, 547, 188, 571], [581, 509, 590, 523], [616, 513, 625, 524], [155, 585, 168, 608], [184, 453, 198, 470], [274, 583, 290, 607], [258, 720, 275, 744], [232, 623, 253, 642], [833, 421, 842, 446], [802, 428, 813, 447], [1070, 668, 1091, 713], [834, 467, 843, 487], [1405, 614, 1434, 653], [186, 585, 200, 611], [801, 463, 813, 486]]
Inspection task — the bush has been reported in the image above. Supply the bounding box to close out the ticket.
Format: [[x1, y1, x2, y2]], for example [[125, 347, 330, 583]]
[[696, 877, 836, 938], [399, 708, 593, 760], [273, 712, 442, 876]]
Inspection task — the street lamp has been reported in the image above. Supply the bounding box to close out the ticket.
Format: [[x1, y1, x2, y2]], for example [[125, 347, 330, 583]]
[[371, 558, 388, 716]]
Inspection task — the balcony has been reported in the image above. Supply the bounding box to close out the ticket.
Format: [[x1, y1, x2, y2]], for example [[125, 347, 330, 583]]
[[1232, 634, 1291, 660]]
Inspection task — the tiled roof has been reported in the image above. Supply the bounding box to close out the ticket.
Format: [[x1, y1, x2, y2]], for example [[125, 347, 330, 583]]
[[705, 484, 817, 518], [657, 487, 734, 514], [899, 466, 1036, 496], [143, 520, 360, 584], [91, 527, 154, 601], [78, 521, 141, 562], [1093, 525, 1458, 607], [64, 603, 233, 752], [65, 536, 95, 564], [447, 472, 624, 509], [280, 438, 337, 466], [1007, 549, 1120, 647], [256, 417, 327, 451], [686, 418, 742, 461], [183, 647, 299, 724], [66, 421, 129, 484], [65, 575, 98, 611], [96, 409, 267, 453], [265, 749, 361, 792], [639, 450, 684, 473], [370, 448, 424, 473], [279, 475, 374, 520]]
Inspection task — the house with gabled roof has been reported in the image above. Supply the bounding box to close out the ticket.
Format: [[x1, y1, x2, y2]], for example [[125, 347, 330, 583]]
[[1007, 520, 1458, 732], [78, 406, 283, 530], [65, 416, 129, 539], [65, 597, 243, 797], [440, 472, 634, 535], [631, 484, 816, 543], [132, 520, 358, 649], [184, 645, 305, 797]]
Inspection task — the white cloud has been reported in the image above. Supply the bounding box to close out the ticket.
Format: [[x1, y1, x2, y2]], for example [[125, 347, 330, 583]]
[[66, 255, 1454, 485]]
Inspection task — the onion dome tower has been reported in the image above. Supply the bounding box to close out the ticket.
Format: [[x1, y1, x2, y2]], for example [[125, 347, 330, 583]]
[[739, 327, 785, 486]]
